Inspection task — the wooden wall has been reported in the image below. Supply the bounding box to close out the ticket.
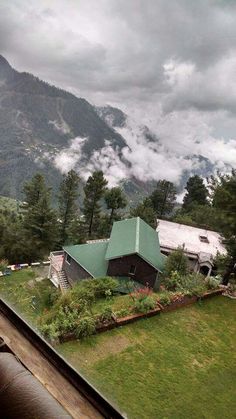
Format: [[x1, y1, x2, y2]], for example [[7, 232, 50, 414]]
[[62, 255, 92, 285], [107, 254, 158, 288]]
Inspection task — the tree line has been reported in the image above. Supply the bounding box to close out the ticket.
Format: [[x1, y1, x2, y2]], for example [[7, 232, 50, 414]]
[[0, 170, 235, 283]]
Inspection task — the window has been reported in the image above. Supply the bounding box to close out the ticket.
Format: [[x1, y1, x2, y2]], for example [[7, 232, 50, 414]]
[[199, 235, 209, 243], [66, 254, 72, 264], [129, 264, 136, 275]]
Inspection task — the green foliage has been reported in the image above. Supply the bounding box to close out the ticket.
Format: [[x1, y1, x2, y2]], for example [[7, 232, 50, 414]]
[[23, 173, 49, 208], [19, 174, 59, 261], [183, 175, 208, 212], [105, 187, 127, 225], [83, 170, 108, 237], [164, 247, 189, 277], [130, 287, 156, 313], [177, 273, 207, 297], [205, 276, 221, 290], [99, 306, 113, 322], [85, 277, 118, 298], [40, 322, 60, 341], [114, 308, 130, 318], [173, 205, 219, 230], [163, 271, 182, 291], [58, 169, 80, 245], [39, 277, 119, 340], [130, 199, 157, 229], [149, 180, 176, 217], [157, 292, 171, 306], [41, 288, 59, 309], [0, 258, 8, 272], [23, 193, 58, 260], [134, 295, 156, 313], [210, 170, 236, 284], [39, 305, 79, 338], [75, 316, 96, 338], [164, 271, 208, 297]]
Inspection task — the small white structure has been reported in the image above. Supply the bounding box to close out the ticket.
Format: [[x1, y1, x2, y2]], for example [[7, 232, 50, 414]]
[[157, 219, 227, 276]]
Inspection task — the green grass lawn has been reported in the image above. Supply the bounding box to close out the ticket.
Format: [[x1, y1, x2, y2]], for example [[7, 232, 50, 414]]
[[1, 272, 235, 418], [56, 297, 236, 419], [0, 269, 58, 323]]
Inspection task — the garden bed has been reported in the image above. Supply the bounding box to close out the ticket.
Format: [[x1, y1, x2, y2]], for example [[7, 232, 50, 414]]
[[58, 288, 223, 342]]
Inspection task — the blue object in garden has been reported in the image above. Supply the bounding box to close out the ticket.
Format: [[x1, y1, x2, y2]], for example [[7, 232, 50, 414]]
[[3, 269, 11, 276]]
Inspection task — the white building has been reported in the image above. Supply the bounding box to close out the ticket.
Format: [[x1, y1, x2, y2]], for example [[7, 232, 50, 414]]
[[157, 219, 227, 276]]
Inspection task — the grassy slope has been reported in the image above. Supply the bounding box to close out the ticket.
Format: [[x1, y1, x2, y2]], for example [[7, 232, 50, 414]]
[[0, 269, 57, 323], [57, 297, 236, 419]]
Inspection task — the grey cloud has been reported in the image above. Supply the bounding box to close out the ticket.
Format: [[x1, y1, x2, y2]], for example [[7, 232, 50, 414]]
[[0, 0, 236, 181]]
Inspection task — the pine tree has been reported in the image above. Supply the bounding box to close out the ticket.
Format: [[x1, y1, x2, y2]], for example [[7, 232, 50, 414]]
[[149, 180, 176, 218], [58, 170, 80, 245], [211, 171, 236, 284], [105, 187, 127, 225], [130, 198, 157, 229], [23, 173, 49, 208], [182, 175, 208, 211], [23, 194, 58, 260], [22, 174, 58, 260], [83, 171, 108, 237]]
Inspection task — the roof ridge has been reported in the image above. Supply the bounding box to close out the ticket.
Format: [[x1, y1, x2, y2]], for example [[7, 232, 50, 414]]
[[135, 217, 140, 253]]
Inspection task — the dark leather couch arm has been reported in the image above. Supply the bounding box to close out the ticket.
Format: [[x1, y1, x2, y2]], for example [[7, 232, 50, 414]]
[[0, 353, 72, 418]]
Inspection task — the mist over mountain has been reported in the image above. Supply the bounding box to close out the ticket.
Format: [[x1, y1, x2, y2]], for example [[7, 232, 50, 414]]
[[0, 55, 232, 203]]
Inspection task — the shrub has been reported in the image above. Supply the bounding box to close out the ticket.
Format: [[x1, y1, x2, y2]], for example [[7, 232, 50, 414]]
[[99, 306, 113, 322], [157, 293, 171, 306], [115, 308, 130, 318], [205, 276, 221, 290], [56, 292, 74, 309], [177, 273, 207, 297], [164, 271, 182, 291], [0, 259, 8, 272], [163, 247, 188, 277], [42, 288, 59, 309], [75, 316, 96, 338], [39, 322, 59, 341], [134, 295, 156, 313], [92, 277, 118, 297]]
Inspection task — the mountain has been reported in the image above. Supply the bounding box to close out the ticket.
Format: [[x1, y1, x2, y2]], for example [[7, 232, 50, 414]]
[[0, 55, 127, 199], [0, 55, 225, 205]]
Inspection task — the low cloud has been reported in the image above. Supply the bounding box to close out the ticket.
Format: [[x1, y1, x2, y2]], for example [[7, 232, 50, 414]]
[[52, 111, 236, 190], [54, 137, 87, 173], [1, 0, 236, 186]]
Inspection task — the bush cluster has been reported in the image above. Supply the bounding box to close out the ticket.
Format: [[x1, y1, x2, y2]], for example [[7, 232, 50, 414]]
[[164, 271, 210, 297], [130, 287, 156, 313], [99, 306, 113, 322], [205, 276, 221, 290], [157, 292, 171, 306], [38, 277, 118, 341], [114, 308, 130, 318]]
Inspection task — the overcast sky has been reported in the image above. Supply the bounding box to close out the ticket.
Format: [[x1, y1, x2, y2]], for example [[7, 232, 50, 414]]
[[1, 0, 236, 185]]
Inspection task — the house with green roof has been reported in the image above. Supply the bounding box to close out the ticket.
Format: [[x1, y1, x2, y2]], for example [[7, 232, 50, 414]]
[[49, 217, 165, 291]]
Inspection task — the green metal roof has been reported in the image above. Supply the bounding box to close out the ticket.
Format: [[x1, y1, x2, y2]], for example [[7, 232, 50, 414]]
[[63, 241, 108, 278], [105, 217, 164, 272]]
